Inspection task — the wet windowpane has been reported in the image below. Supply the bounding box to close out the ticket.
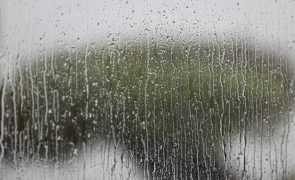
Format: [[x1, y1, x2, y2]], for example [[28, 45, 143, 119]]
[[1, 0, 295, 179]]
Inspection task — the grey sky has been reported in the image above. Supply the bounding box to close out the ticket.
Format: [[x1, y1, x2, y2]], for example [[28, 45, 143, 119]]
[[1, 0, 295, 53]]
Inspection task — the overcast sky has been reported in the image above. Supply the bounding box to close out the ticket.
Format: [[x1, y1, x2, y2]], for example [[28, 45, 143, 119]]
[[1, 0, 295, 54]]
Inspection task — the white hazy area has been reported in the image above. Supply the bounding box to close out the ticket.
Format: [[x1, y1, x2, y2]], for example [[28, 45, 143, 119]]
[[2, 139, 144, 180], [1, 0, 295, 179]]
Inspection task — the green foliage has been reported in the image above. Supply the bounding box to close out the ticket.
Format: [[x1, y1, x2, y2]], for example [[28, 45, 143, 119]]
[[2, 41, 294, 178]]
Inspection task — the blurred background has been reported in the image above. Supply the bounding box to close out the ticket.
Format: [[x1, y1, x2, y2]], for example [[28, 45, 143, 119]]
[[1, 0, 295, 179]]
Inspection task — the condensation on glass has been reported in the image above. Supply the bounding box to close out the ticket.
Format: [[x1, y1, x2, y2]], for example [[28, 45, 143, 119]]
[[0, 0, 295, 179]]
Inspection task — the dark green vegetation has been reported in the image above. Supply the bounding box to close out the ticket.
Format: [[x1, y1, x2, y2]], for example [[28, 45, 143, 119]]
[[1, 40, 295, 179]]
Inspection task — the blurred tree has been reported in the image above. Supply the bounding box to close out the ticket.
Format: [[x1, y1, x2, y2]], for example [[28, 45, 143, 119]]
[[1, 39, 295, 179]]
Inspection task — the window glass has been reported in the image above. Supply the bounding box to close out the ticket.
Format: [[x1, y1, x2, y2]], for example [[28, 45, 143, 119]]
[[1, 0, 295, 179]]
